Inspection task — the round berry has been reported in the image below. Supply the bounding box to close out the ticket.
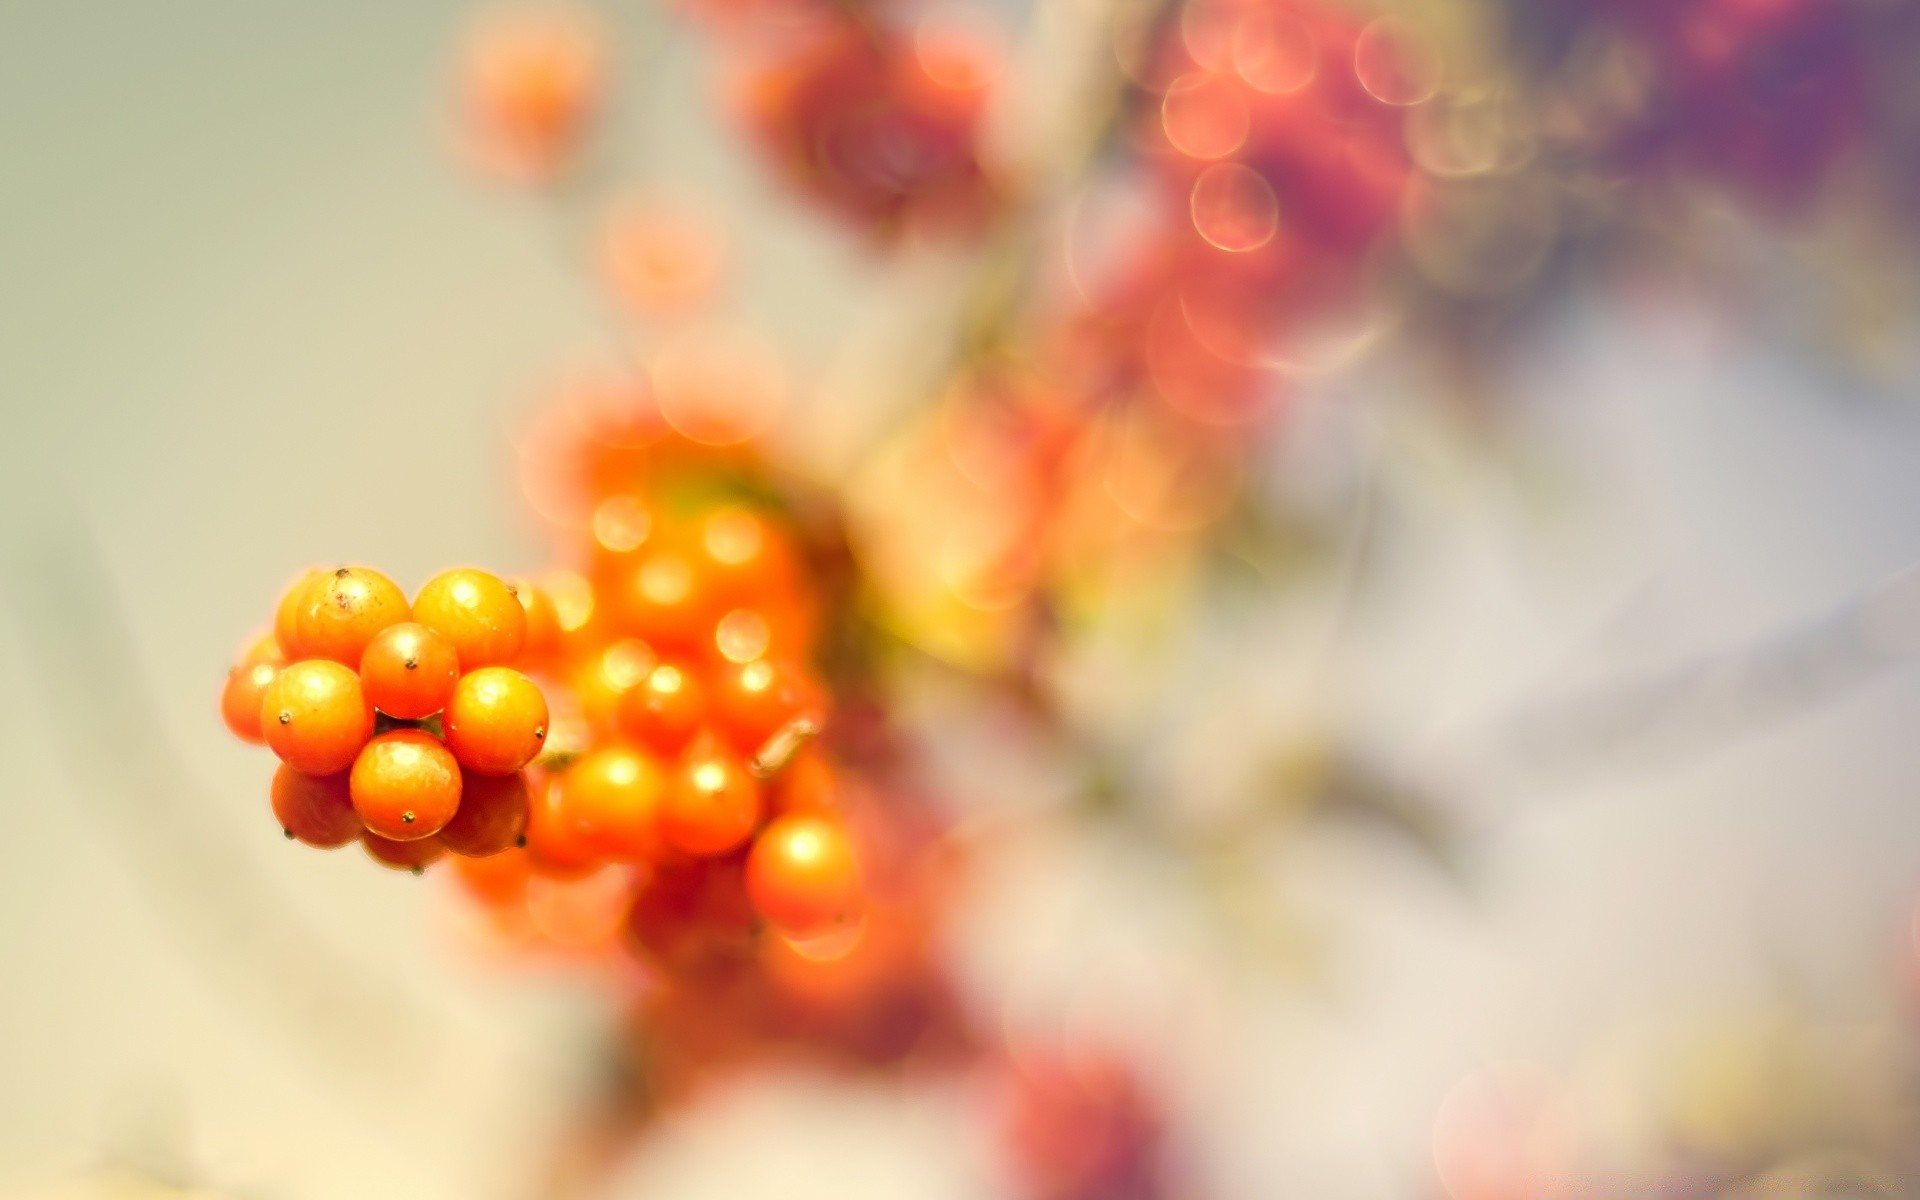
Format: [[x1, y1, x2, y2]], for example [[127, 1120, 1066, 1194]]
[[696, 504, 798, 605], [659, 740, 763, 857], [293, 566, 410, 666], [563, 746, 667, 863], [359, 622, 461, 719], [412, 568, 527, 669], [240, 631, 285, 667], [350, 730, 463, 842], [443, 666, 549, 775], [711, 658, 826, 757], [221, 659, 280, 744], [513, 578, 562, 663], [438, 770, 531, 858], [615, 545, 717, 650], [362, 831, 446, 874], [269, 764, 361, 849], [771, 749, 839, 816], [745, 814, 863, 936], [260, 660, 375, 775], [523, 771, 601, 875], [272, 568, 327, 660], [613, 662, 706, 756]]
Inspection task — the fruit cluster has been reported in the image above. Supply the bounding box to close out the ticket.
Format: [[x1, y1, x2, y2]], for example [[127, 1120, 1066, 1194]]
[[220, 566, 551, 873]]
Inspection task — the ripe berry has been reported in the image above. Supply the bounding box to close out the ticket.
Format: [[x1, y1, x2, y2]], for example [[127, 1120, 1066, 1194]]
[[269, 764, 361, 849], [221, 660, 280, 744], [359, 622, 461, 720], [616, 546, 716, 650], [450, 846, 532, 906], [771, 749, 838, 816], [438, 770, 532, 858], [362, 831, 447, 874], [272, 568, 327, 660], [350, 730, 463, 842], [562, 746, 666, 863], [513, 578, 562, 663], [260, 659, 375, 775], [443, 666, 549, 774], [240, 631, 285, 667], [413, 568, 528, 669], [293, 566, 411, 666], [745, 813, 863, 936], [523, 771, 602, 875], [613, 662, 706, 755], [659, 739, 763, 856], [695, 504, 797, 604], [711, 658, 826, 757]]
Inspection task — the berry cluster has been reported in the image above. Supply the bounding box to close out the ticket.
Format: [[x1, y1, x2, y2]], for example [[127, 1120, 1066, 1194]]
[[220, 567, 551, 872]]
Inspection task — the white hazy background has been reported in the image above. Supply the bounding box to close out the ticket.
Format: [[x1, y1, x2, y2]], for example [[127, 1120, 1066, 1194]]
[[6, 2, 1920, 1198]]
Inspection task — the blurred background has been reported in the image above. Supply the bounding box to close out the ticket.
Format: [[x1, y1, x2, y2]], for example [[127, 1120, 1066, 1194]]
[[6, 0, 1920, 1197]]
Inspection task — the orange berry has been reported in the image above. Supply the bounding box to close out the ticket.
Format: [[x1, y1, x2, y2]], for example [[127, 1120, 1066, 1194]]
[[710, 658, 826, 757], [572, 639, 657, 734], [413, 568, 528, 669], [450, 846, 532, 906], [770, 749, 838, 816], [362, 831, 447, 874], [523, 771, 602, 875], [221, 659, 280, 744], [359, 622, 461, 720], [260, 660, 375, 775], [694, 504, 798, 605], [269, 764, 361, 849], [659, 739, 763, 857], [613, 661, 706, 755], [443, 666, 549, 775], [745, 814, 863, 936], [562, 746, 667, 863], [272, 568, 328, 660], [615, 545, 717, 651], [513, 579, 562, 662], [350, 730, 463, 842], [293, 566, 410, 666], [240, 631, 285, 667], [439, 770, 531, 858]]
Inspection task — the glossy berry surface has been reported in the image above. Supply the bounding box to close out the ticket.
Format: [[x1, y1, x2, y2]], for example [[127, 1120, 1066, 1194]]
[[442, 666, 550, 775], [745, 813, 863, 936], [412, 568, 528, 669], [613, 662, 706, 756], [562, 745, 667, 863], [260, 659, 375, 775], [221, 660, 280, 744], [350, 729, 464, 842], [292, 566, 411, 666], [359, 622, 462, 719], [659, 740, 763, 856]]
